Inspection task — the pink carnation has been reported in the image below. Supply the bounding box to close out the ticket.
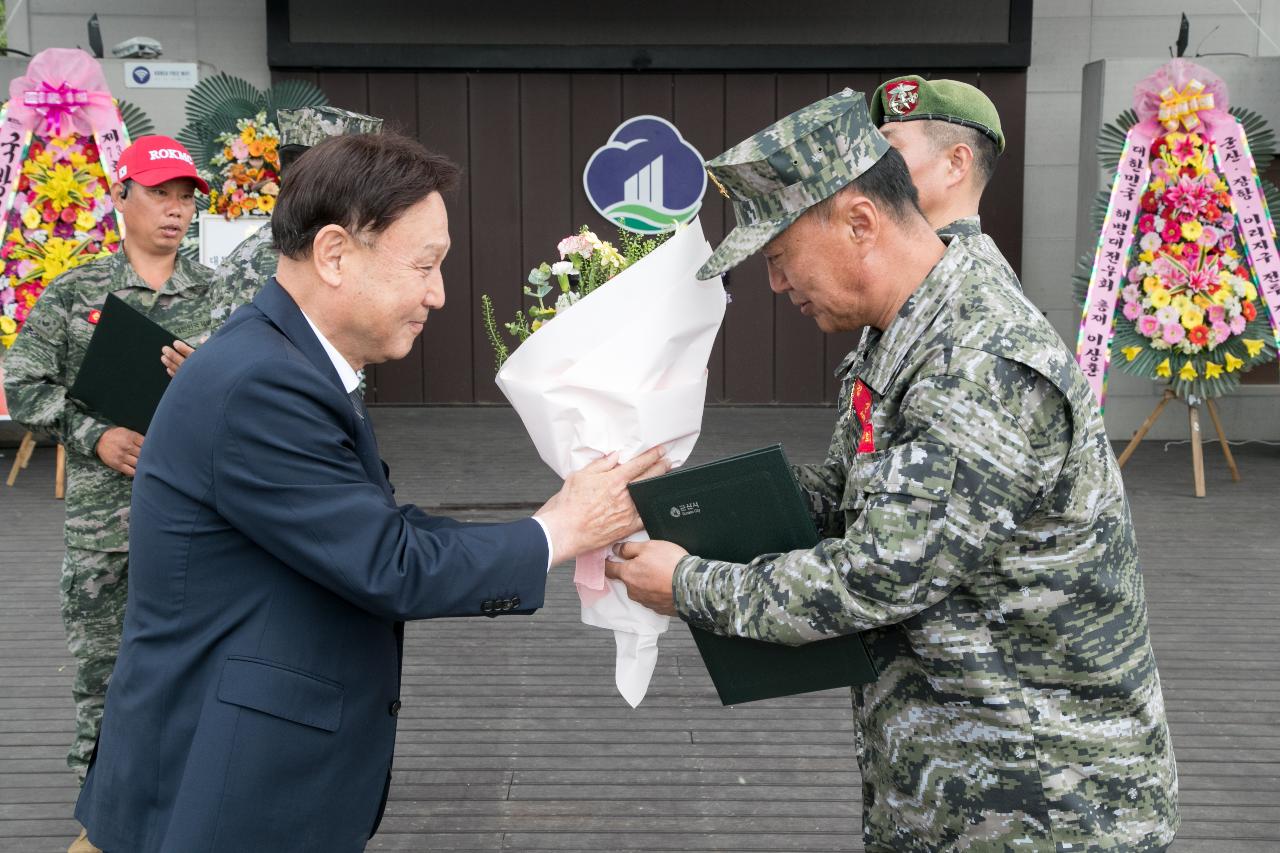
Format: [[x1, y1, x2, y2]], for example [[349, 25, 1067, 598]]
[[1162, 322, 1185, 345], [557, 234, 594, 259], [1230, 314, 1247, 335], [1207, 304, 1226, 324], [1212, 321, 1231, 343], [1137, 315, 1161, 337], [1122, 301, 1142, 321]]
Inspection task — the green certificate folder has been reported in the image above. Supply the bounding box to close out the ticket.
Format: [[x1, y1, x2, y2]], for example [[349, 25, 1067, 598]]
[[628, 444, 878, 705], [69, 293, 181, 434]]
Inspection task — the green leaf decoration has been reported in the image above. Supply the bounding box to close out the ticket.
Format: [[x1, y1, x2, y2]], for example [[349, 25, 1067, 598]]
[[1096, 109, 1138, 171], [116, 99, 154, 141], [175, 121, 217, 175], [263, 79, 328, 127], [185, 73, 264, 128], [1229, 106, 1275, 171]]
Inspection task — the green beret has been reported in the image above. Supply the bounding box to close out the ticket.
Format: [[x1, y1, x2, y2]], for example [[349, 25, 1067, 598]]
[[698, 89, 890, 280], [870, 75, 1005, 154]]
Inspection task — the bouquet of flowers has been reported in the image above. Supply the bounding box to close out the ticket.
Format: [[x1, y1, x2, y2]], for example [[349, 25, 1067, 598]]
[[481, 227, 667, 369], [0, 48, 141, 348], [205, 112, 281, 219], [485, 219, 726, 706], [1076, 59, 1279, 403], [1114, 130, 1272, 387], [1, 134, 121, 347]]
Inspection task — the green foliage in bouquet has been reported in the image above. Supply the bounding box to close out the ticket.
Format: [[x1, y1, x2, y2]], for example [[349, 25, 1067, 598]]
[[482, 226, 671, 372]]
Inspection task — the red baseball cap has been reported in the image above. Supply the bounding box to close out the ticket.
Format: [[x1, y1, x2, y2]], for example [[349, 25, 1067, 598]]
[[115, 135, 209, 194]]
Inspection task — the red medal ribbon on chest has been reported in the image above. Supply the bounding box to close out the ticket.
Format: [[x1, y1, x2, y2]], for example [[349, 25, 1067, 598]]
[[851, 379, 874, 453]]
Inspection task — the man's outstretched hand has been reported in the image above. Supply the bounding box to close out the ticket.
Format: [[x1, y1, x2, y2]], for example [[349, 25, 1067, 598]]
[[604, 539, 688, 616], [535, 448, 668, 564]]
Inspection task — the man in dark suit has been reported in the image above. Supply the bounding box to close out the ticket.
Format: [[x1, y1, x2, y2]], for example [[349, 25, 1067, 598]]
[[74, 132, 665, 853]]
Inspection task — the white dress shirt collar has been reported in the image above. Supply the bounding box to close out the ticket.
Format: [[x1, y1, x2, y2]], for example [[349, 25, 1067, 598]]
[[299, 309, 361, 394]]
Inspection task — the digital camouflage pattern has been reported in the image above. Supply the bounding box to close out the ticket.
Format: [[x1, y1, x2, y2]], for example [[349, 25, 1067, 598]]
[[698, 89, 890, 280], [276, 105, 384, 149], [60, 547, 128, 781], [207, 225, 275, 327], [208, 106, 383, 327], [674, 239, 1178, 852], [4, 250, 213, 552], [3, 250, 212, 780], [937, 214, 1018, 285]]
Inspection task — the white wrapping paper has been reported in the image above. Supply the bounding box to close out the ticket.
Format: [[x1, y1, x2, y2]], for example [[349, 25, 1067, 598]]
[[496, 218, 726, 706]]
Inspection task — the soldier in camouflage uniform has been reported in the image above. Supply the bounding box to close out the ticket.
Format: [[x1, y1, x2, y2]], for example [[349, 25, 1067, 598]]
[[606, 90, 1178, 852], [871, 75, 1015, 279], [206, 106, 384, 329], [3, 136, 212, 816]]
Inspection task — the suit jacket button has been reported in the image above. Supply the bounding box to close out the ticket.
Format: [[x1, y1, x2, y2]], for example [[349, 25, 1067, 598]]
[[389, 699, 401, 717], [511, 595, 520, 608], [502, 599, 513, 611], [481, 599, 493, 613]]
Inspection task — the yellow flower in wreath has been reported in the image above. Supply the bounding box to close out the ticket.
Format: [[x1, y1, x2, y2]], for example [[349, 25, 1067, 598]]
[[1178, 362, 1198, 381], [1243, 338, 1265, 358], [21, 206, 41, 230], [257, 194, 276, 213], [75, 208, 96, 231], [1180, 220, 1203, 241], [240, 126, 257, 144], [1150, 289, 1172, 309], [1171, 294, 1191, 312], [1180, 307, 1204, 329], [1155, 358, 1171, 378], [0, 315, 16, 335], [1143, 276, 1160, 293], [1122, 346, 1143, 361], [1224, 352, 1244, 372], [1203, 361, 1224, 379]]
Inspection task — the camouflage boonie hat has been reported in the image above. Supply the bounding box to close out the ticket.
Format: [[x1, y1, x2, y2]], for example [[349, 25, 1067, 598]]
[[871, 75, 1005, 153], [276, 106, 384, 148], [697, 89, 890, 280]]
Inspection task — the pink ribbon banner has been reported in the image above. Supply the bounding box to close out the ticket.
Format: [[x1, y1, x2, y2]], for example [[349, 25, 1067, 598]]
[[1210, 117, 1280, 347], [0, 49, 128, 226], [1077, 125, 1154, 410]]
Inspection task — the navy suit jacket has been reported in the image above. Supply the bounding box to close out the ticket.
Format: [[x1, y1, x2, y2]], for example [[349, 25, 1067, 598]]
[[76, 279, 549, 852]]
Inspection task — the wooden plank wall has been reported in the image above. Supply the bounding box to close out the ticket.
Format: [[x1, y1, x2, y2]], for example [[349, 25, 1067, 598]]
[[272, 70, 1027, 405]]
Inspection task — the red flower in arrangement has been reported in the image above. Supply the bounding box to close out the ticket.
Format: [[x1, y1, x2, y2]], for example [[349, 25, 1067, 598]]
[[1242, 300, 1257, 321], [1138, 213, 1156, 233], [1141, 192, 1158, 213], [59, 206, 77, 224], [1161, 223, 1181, 242], [1204, 204, 1222, 222], [1187, 325, 1210, 346]]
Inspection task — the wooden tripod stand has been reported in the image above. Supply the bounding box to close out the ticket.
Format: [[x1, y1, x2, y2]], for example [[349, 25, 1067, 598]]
[[1115, 388, 1240, 497]]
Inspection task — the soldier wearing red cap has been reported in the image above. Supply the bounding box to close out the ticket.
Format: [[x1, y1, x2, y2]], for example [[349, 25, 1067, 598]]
[[1, 134, 214, 853]]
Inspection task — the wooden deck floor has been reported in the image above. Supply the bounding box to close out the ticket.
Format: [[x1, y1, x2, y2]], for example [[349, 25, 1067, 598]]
[[2, 407, 1277, 852]]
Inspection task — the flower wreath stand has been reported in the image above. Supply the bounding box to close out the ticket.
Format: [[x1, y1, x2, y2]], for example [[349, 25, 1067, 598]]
[[1074, 59, 1279, 497]]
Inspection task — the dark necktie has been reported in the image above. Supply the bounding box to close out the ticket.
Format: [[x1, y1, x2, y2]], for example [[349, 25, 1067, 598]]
[[348, 389, 366, 421]]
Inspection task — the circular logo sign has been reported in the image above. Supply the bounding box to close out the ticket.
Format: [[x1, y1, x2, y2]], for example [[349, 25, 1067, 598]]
[[131, 66, 151, 84], [583, 116, 707, 234]]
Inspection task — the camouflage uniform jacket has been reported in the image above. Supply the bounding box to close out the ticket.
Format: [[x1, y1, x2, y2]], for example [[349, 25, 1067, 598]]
[[3, 251, 213, 552], [208, 225, 276, 329], [937, 214, 1018, 285], [673, 239, 1178, 852]]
